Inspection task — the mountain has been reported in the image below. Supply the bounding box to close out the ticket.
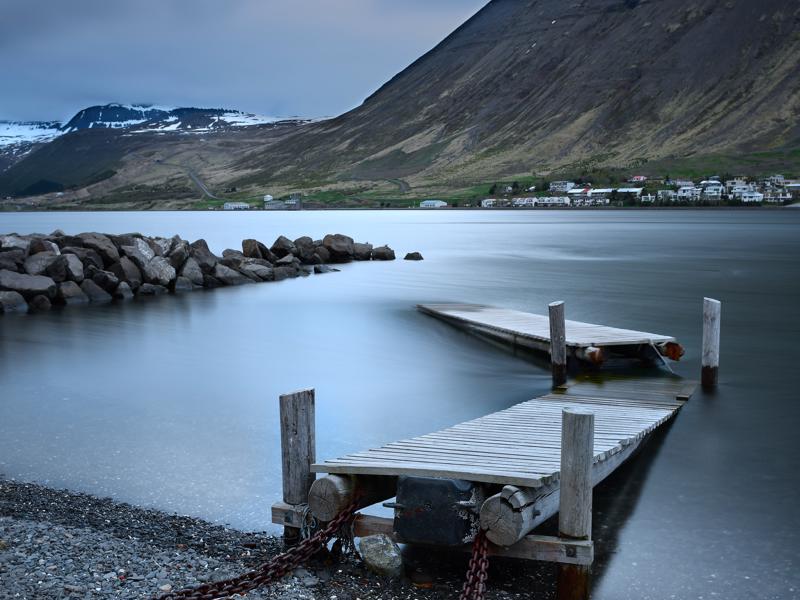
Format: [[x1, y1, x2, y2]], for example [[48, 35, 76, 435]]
[[0, 104, 279, 175], [2, 0, 799, 207], [233, 0, 800, 192]]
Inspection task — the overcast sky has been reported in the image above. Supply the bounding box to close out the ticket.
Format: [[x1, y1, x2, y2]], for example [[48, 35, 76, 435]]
[[0, 0, 487, 122]]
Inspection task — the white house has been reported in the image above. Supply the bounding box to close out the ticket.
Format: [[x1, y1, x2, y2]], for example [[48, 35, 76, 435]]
[[616, 187, 644, 199], [657, 190, 677, 202], [481, 198, 498, 208], [674, 179, 694, 188], [549, 181, 576, 193], [677, 186, 701, 201], [223, 202, 250, 210], [263, 194, 274, 202], [420, 200, 448, 208], [628, 175, 648, 183], [741, 191, 764, 203]]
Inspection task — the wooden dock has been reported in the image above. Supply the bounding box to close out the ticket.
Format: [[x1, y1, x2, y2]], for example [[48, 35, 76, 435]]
[[311, 377, 694, 489], [417, 303, 685, 364]]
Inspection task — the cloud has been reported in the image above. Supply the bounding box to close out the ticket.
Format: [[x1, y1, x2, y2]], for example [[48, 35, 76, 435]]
[[0, 0, 487, 122]]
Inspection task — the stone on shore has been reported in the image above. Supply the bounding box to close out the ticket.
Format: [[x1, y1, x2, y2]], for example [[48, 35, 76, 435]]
[[270, 235, 296, 259], [371, 245, 396, 261], [313, 265, 337, 274], [29, 238, 60, 255], [273, 266, 300, 281], [293, 236, 317, 264], [109, 257, 142, 290], [239, 263, 274, 281], [57, 281, 89, 305], [0, 269, 57, 299], [404, 252, 424, 261], [0, 290, 28, 313], [322, 234, 355, 263], [80, 279, 113, 303], [28, 294, 52, 311], [313, 245, 331, 264], [62, 254, 85, 282], [120, 239, 156, 271], [167, 240, 190, 270], [358, 535, 403, 579], [353, 242, 374, 261], [0, 249, 25, 271], [0, 234, 31, 254]]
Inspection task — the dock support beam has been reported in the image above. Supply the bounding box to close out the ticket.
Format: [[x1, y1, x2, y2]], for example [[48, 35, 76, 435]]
[[702, 298, 721, 389], [557, 409, 594, 600], [549, 301, 567, 387], [279, 389, 316, 544]]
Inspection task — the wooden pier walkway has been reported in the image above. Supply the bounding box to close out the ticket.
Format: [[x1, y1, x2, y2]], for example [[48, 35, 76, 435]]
[[417, 303, 684, 363], [312, 377, 694, 489]]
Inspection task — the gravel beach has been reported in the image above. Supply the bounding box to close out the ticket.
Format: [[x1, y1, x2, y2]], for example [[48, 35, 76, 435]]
[[0, 479, 557, 599]]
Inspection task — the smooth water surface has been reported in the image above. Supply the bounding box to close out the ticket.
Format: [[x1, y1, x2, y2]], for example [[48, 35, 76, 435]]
[[1, 209, 798, 599]]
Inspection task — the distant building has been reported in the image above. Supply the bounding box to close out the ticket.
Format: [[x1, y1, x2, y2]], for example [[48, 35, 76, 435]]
[[616, 187, 644, 199], [420, 200, 448, 208], [741, 191, 764, 203], [481, 198, 497, 208], [264, 200, 288, 210], [223, 202, 250, 210], [657, 190, 677, 202], [628, 175, 648, 183], [549, 181, 576, 193], [674, 179, 694, 188], [263, 194, 274, 202], [677, 186, 701, 201]]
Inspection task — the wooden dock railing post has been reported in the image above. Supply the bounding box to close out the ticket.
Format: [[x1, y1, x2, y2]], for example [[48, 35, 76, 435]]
[[702, 298, 721, 389], [279, 388, 316, 544], [557, 408, 594, 600], [549, 301, 567, 387]]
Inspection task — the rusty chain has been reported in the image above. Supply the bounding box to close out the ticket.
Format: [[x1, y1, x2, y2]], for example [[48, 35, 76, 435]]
[[459, 529, 490, 600], [156, 496, 361, 600]]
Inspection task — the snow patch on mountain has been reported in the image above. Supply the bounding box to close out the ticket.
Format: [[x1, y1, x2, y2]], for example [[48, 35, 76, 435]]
[[0, 121, 63, 147]]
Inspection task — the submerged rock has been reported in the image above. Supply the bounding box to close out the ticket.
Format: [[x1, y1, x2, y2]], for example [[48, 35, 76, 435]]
[[371, 245, 396, 261], [80, 279, 112, 303], [404, 252, 424, 261], [28, 294, 52, 312], [0, 291, 28, 313], [57, 281, 89, 305]]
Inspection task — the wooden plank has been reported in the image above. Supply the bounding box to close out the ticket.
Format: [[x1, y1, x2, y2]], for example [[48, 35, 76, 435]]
[[279, 389, 315, 541]]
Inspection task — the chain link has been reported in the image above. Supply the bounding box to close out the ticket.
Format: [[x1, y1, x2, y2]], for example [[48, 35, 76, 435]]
[[155, 497, 361, 600], [459, 530, 490, 600]]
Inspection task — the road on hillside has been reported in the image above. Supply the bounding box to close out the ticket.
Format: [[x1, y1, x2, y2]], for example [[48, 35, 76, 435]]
[[158, 160, 219, 199]]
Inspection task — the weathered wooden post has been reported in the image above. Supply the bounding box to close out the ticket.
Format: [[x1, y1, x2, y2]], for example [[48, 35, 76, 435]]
[[557, 408, 594, 600], [549, 301, 567, 387], [279, 388, 316, 543], [702, 297, 721, 389]]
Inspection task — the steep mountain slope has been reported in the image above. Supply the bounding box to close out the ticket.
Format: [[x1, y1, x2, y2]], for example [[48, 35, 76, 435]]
[[235, 0, 800, 188]]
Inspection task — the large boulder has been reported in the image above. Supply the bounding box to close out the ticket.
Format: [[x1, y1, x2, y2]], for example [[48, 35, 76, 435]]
[[358, 535, 403, 579], [141, 256, 176, 287], [0, 269, 57, 299], [179, 257, 204, 286], [52, 235, 85, 249], [137, 283, 169, 296], [120, 238, 156, 271], [109, 257, 142, 290], [371, 245, 396, 261], [63, 254, 85, 282], [151, 237, 173, 256], [56, 281, 89, 305], [23, 251, 59, 276], [213, 264, 251, 286], [92, 270, 120, 293], [80, 279, 112, 303], [322, 234, 355, 263], [293, 236, 317, 264], [353, 242, 373, 261], [113, 282, 134, 300], [313, 245, 330, 264], [404, 252, 424, 261], [77, 233, 119, 266], [61, 247, 104, 271], [28, 294, 52, 311], [273, 266, 300, 281], [242, 238, 277, 262], [29, 238, 60, 255], [172, 276, 195, 293], [0, 249, 25, 272], [270, 235, 296, 259], [238, 263, 274, 282], [0, 235, 31, 255], [189, 239, 219, 273], [0, 291, 28, 314], [167, 239, 190, 270]]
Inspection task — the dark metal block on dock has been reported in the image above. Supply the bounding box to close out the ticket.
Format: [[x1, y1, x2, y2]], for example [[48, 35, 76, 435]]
[[390, 476, 483, 547]]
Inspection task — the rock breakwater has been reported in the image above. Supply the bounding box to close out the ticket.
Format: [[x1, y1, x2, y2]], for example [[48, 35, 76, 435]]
[[0, 231, 397, 315]]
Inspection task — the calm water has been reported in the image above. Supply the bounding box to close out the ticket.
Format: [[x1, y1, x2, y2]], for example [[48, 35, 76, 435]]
[[1, 209, 798, 599]]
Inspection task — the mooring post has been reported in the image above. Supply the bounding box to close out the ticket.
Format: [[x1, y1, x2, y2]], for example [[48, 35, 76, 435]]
[[557, 408, 594, 600], [701, 298, 721, 389], [549, 301, 567, 387], [279, 388, 316, 543]]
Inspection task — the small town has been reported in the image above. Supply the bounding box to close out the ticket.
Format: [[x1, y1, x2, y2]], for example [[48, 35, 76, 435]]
[[476, 174, 800, 209]]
